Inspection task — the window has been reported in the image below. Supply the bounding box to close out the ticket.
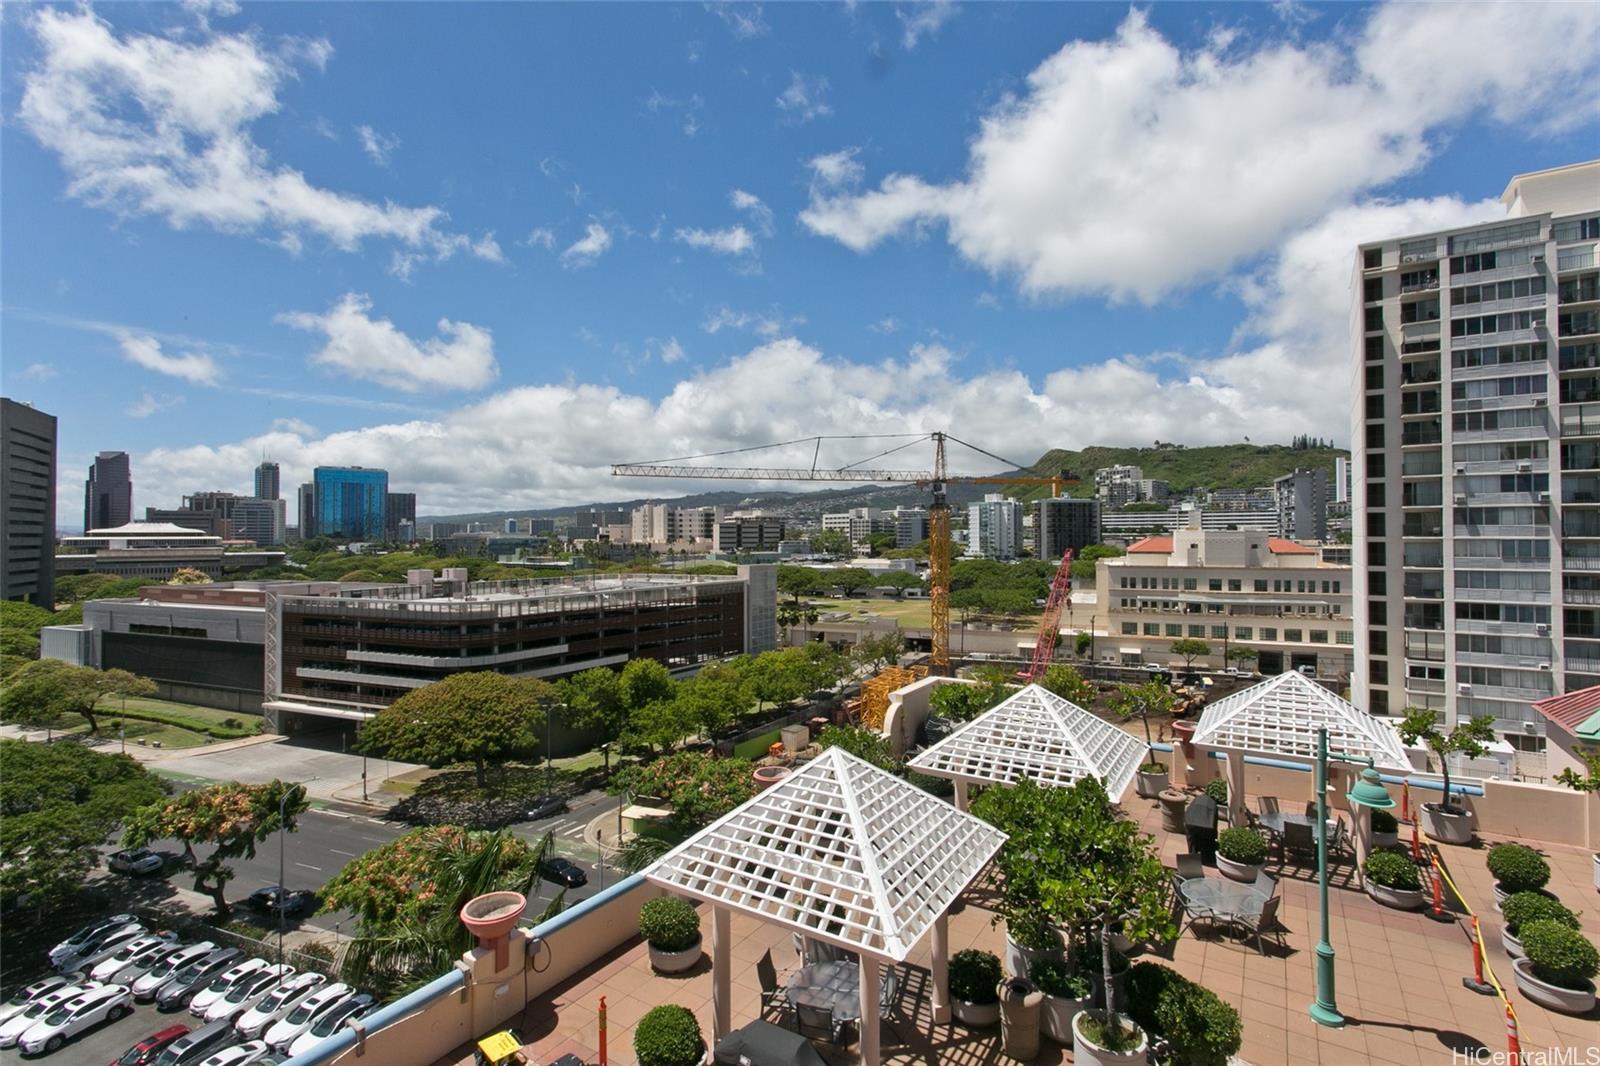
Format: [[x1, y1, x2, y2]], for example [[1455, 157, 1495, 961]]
[[1447, 219, 1540, 255], [1366, 394, 1385, 419], [1370, 691, 1389, 715], [1369, 573, 1386, 595], [1363, 247, 1383, 269], [1369, 631, 1387, 655], [1165, 624, 1182, 637], [1260, 627, 1278, 641], [1400, 237, 1439, 260], [1367, 454, 1385, 478], [1285, 628, 1303, 642], [1121, 622, 1137, 635], [1208, 579, 1222, 591], [1365, 365, 1384, 390], [1552, 217, 1600, 243], [1235, 627, 1253, 640], [1310, 630, 1329, 644], [1211, 626, 1228, 640], [1144, 623, 1159, 636], [1366, 424, 1386, 448], [1369, 543, 1386, 565], [1227, 579, 1242, 592], [1365, 335, 1385, 362], [1450, 309, 1545, 338], [1336, 630, 1354, 645], [1453, 343, 1544, 369], [1363, 276, 1383, 302], [1364, 306, 1384, 332], [1449, 276, 1547, 305], [1253, 579, 1267, 592], [1401, 298, 1439, 324], [1188, 625, 1205, 638], [1182, 578, 1197, 591], [1369, 659, 1388, 684]]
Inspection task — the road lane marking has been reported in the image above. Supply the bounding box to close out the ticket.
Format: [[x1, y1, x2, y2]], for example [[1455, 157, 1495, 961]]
[[329, 849, 356, 857], [294, 862, 322, 871]]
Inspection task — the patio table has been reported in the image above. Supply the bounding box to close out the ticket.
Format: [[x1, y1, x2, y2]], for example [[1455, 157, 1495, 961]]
[[786, 961, 862, 1023], [1180, 877, 1266, 925], [1256, 811, 1340, 838]]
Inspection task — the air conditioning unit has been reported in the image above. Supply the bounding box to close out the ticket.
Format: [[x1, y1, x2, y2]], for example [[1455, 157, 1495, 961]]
[[1531, 253, 1545, 263], [1457, 682, 1472, 694], [1517, 460, 1532, 471], [1539, 662, 1553, 671], [1455, 464, 1468, 474], [1533, 397, 1548, 407], [1454, 493, 1469, 504], [1537, 623, 1550, 635], [1523, 722, 1539, 734], [1538, 491, 1552, 502]]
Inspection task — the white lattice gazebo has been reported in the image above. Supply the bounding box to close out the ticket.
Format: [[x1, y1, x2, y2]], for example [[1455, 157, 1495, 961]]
[[906, 683, 1149, 807], [1189, 671, 1411, 864], [644, 746, 1006, 1064]]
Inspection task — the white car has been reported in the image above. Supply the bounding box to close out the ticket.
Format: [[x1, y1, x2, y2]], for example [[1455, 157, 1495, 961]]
[[48, 914, 136, 966], [262, 982, 350, 1051], [100, 941, 189, 986], [17, 983, 133, 1055], [196, 1040, 273, 1066], [0, 984, 97, 1048], [203, 965, 293, 1024], [233, 972, 325, 1039], [90, 932, 181, 983], [133, 942, 217, 1001], [52, 921, 145, 974], [286, 993, 374, 1057], [0, 977, 71, 1026], [189, 958, 271, 1017]]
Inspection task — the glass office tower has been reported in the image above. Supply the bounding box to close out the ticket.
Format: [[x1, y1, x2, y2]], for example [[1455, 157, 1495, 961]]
[[312, 467, 388, 541]]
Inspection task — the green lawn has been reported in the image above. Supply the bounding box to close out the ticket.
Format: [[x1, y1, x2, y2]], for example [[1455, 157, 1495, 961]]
[[94, 695, 261, 728], [52, 716, 213, 750], [806, 597, 1045, 630]]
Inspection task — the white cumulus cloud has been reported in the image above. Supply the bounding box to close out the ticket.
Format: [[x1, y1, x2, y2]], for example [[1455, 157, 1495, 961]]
[[561, 223, 613, 267], [730, 189, 775, 236], [118, 333, 223, 386], [676, 225, 756, 256], [278, 293, 500, 393]]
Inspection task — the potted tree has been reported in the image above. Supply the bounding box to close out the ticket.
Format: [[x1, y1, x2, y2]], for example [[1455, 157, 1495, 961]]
[[1028, 956, 1092, 1044], [1554, 749, 1600, 892], [1109, 681, 1175, 798], [1126, 962, 1243, 1066], [1204, 778, 1230, 822], [1398, 708, 1495, 845], [1002, 910, 1063, 979], [1363, 850, 1426, 910], [949, 949, 1003, 1027], [1216, 827, 1267, 883], [634, 1005, 706, 1066], [1370, 808, 1400, 848], [639, 897, 703, 974], [1501, 892, 1580, 959], [1486, 843, 1551, 910], [1512, 921, 1599, 1015]]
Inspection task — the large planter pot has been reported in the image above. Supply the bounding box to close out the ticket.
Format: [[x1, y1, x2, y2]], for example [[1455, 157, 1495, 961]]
[[1071, 1011, 1148, 1066], [460, 890, 526, 971], [1366, 881, 1427, 911], [751, 765, 791, 790], [1041, 993, 1090, 1044], [648, 934, 703, 974], [1217, 854, 1263, 883], [1134, 769, 1169, 799], [1157, 789, 1189, 833], [1512, 957, 1598, 1015], [1419, 802, 1475, 845], [1502, 926, 1525, 959], [1373, 830, 1399, 849], [952, 998, 1000, 1028], [1003, 929, 1063, 979]]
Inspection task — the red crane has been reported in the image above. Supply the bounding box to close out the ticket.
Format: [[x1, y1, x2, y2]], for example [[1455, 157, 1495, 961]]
[[1021, 549, 1074, 682]]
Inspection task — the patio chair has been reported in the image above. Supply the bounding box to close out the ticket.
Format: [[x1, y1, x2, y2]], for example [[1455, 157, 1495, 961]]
[[1234, 895, 1287, 955], [795, 1003, 849, 1046], [757, 949, 789, 1018], [1280, 820, 1316, 863], [876, 966, 907, 1046], [1253, 871, 1278, 899], [1259, 797, 1282, 817], [1327, 816, 1352, 858], [1176, 853, 1205, 881]]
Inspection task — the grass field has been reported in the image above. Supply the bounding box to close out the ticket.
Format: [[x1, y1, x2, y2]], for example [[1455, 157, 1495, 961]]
[[806, 597, 1046, 631], [93, 695, 260, 728]]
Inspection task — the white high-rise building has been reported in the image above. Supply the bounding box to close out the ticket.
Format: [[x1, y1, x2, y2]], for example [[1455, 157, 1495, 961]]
[[1334, 457, 1352, 504], [1353, 160, 1599, 769], [967, 493, 1023, 560]]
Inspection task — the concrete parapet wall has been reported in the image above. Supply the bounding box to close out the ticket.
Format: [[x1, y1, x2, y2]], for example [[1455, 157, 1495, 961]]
[[882, 675, 975, 759]]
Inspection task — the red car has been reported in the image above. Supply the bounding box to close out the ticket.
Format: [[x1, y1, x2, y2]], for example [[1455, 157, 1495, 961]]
[[109, 1023, 190, 1066]]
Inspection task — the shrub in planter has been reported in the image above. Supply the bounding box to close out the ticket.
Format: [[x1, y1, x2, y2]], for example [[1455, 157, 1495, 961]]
[[1125, 962, 1241, 1066], [1486, 843, 1551, 895], [950, 949, 1003, 1005], [1030, 956, 1092, 1043], [1503, 893, 1580, 936], [634, 1005, 705, 1066], [1370, 809, 1398, 835], [1363, 850, 1422, 892], [1217, 827, 1267, 865], [1138, 760, 1168, 775], [639, 897, 701, 952], [1521, 921, 1600, 991], [1203, 779, 1228, 805]]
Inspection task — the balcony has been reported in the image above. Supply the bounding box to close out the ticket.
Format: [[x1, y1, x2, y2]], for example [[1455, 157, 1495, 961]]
[[1565, 588, 1600, 605]]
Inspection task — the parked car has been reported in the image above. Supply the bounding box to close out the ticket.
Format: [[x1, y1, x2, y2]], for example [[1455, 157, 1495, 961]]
[[157, 948, 242, 1011], [109, 848, 165, 876], [525, 794, 566, 820], [245, 886, 317, 919], [0, 984, 98, 1048], [189, 959, 270, 1018], [536, 856, 588, 888], [17, 983, 134, 1055], [90, 934, 182, 983], [150, 1018, 237, 1066], [53, 922, 145, 974], [103, 942, 189, 987], [107, 1022, 191, 1066], [285, 994, 373, 1058], [133, 943, 217, 1002], [202, 966, 293, 1025], [108, 1022, 191, 1066], [195, 1041, 273, 1066], [233, 973, 326, 1039], [262, 983, 351, 1051], [49, 915, 137, 967], [0, 976, 71, 1026]]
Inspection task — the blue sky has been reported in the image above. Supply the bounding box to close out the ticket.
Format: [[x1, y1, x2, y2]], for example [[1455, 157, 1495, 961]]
[[3, 1, 1598, 528]]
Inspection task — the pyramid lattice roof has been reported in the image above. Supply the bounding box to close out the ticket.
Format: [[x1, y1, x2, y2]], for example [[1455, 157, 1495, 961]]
[[643, 747, 1005, 961], [1190, 671, 1411, 770], [906, 683, 1148, 800]]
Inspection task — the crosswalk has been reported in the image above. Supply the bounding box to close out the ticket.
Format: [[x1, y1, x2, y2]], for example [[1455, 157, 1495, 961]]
[[536, 816, 590, 841]]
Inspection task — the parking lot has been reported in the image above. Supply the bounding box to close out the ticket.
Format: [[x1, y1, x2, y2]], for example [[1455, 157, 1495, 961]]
[[0, 994, 179, 1065]]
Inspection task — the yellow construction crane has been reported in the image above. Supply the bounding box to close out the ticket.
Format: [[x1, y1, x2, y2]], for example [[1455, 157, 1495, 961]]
[[611, 432, 1076, 673]]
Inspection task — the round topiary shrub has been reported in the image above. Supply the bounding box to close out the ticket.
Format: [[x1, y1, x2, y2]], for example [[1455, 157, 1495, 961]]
[[1154, 976, 1243, 1066], [1217, 827, 1268, 866], [1203, 779, 1228, 805], [634, 1005, 704, 1066], [1486, 843, 1551, 894], [1370, 809, 1399, 834], [1363, 850, 1422, 891], [1520, 920, 1600, 991], [950, 949, 1003, 1005], [1502, 892, 1580, 935], [639, 897, 701, 952]]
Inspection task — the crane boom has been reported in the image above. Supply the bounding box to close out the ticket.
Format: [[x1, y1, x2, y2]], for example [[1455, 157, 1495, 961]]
[[1022, 550, 1074, 682], [610, 464, 932, 482]]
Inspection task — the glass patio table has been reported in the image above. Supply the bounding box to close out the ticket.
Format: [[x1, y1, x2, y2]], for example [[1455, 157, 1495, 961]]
[[1180, 877, 1267, 924]]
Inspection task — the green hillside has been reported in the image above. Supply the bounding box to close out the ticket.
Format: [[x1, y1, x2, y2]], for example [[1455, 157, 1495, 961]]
[[1011, 443, 1348, 502]]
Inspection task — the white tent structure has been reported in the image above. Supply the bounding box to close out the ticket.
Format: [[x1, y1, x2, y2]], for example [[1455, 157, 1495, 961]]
[[644, 746, 1006, 1064], [1189, 671, 1411, 865], [906, 683, 1149, 808]]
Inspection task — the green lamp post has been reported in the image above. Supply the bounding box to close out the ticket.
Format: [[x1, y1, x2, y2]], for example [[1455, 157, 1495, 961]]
[[1309, 726, 1396, 1028]]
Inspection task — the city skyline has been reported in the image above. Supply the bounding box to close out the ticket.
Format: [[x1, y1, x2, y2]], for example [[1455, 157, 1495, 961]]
[[4, 3, 1599, 528]]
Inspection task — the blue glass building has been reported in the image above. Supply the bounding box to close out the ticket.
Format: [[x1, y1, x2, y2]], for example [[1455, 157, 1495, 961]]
[[313, 466, 388, 541]]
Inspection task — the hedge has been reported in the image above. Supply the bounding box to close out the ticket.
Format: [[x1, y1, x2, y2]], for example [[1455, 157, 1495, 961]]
[[108, 706, 260, 740]]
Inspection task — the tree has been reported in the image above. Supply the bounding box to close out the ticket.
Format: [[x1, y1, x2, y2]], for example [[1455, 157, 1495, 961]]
[[674, 667, 749, 737], [808, 530, 851, 556], [865, 532, 897, 557], [1039, 664, 1094, 707], [852, 632, 904, 673], [1070, 544, 1125, 584], [624, 699, 699, 755], [0, 740, 169, 914], [1074, 631, 1094, 657], [0, 660, 156, 735], [816, 725, 896, 772], [1399, 709, 1496, 814], [610, 753, 758, 830], [360, 672, 551, 789], [558, 668, 628, 775], [122, 779, 308, 916], [621, 658, 676, 711], [776, 565, 821, 604], [1226, 646, 1259, 671], [167, 567, 212, 585], [1169, 639, 1210, 671], [776, 604, 803, 645], [1109, 681, 1176, 754], [1555, 749, 1600, 794]]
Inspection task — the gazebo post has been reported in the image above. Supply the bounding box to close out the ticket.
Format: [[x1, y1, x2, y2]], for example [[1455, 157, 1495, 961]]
[[953, 778, 969, 811], [711, 904, 731, 1042], [1226, 749, 1248, 826], [858, 957, 881, 1066], [931, 912, 951, 1024]]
